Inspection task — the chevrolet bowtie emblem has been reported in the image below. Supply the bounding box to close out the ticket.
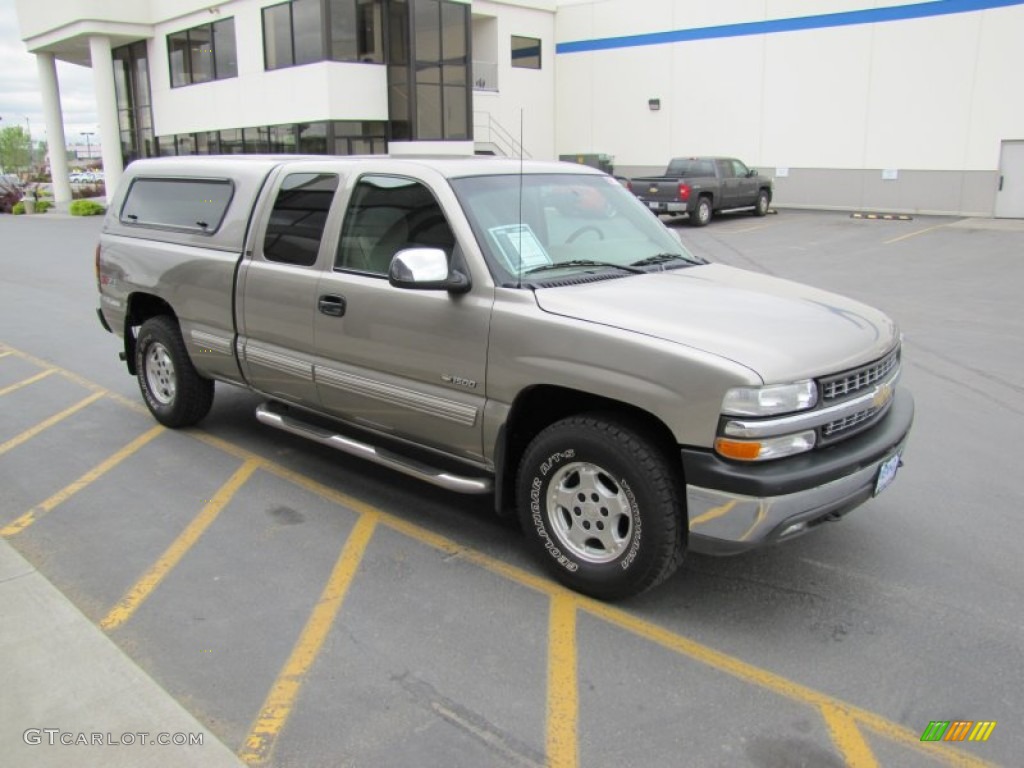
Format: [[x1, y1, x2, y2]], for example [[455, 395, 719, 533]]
[[872, 381, 893, 410]]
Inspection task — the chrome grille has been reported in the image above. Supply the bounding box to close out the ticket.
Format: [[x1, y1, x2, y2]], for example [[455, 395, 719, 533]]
[[822, 408, 878, 438], [821, 346, 900, 401]]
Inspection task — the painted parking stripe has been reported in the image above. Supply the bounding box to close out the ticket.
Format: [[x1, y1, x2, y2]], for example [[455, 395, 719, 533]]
[[547, 594, 579, 768], [100, 458, 261, 631], [188, 435, 995, 768], [0, 425, 165, 538], [238, 514, 377, 765], [0, 368, 57, 397], [0, 343, 998, 768], [820, 703, 880, 768], [0, 391, 104, 457]]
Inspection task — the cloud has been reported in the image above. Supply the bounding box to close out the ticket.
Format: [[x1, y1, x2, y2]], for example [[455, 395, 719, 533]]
[[0, 0, 98, 145]]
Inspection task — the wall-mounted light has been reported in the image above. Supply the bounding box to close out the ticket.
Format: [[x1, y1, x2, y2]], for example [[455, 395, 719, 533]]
[[648, 98, 661, 111]]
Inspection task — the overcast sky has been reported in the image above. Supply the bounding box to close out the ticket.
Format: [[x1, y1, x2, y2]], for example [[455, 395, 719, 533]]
[[0, 0, 99, 146]]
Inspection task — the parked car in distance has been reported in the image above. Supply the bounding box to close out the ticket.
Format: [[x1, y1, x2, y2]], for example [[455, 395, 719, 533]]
[[632, 157, 773, 226], [70, 171, 102, 183]]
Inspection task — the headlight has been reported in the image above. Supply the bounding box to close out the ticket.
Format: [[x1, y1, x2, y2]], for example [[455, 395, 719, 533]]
[[721, 380, 817, 417]]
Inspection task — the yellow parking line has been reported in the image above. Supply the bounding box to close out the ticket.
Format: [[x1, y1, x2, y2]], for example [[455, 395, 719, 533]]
[[100, 458, 260, 631], [0, 344, 999, 768], [547, 594, 579, 768], [191, 430, 996, 768], [238, 514, 377, 766], [884, 222, 948, 245], [0, 392, 105, 457], [820, 703, 879, 768], [0, 350, 12, 358], [0, 425, 164, 538], [0, 368, 56, 397]]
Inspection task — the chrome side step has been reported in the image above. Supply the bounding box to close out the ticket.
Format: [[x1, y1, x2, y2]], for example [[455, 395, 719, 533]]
[[255, 404, 493, 495]]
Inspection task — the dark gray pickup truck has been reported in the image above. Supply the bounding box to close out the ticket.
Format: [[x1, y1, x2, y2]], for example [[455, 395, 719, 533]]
[[632, 157, 773, 226]]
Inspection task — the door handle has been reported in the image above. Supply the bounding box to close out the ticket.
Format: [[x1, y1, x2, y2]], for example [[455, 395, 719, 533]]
[[318, 294, 346, 317], [999, 175, 1004, 191]]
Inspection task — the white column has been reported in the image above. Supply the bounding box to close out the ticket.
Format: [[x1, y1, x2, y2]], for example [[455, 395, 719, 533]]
[[89, 35, 123, 203], [36, 52, 72, 208]]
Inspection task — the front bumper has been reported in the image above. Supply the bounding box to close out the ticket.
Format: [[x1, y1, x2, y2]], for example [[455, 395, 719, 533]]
[[683, 388, 914, 554]]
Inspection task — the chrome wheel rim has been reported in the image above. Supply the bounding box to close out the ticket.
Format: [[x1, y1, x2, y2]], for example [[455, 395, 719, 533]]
[[144, 342, 176, 405], [546, 461, 633, 564]]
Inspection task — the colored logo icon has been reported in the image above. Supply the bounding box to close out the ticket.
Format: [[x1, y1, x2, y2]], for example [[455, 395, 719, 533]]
[[920, 721, 996, 742]]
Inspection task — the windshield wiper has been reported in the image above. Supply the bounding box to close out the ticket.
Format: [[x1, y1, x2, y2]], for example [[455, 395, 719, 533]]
[[629, 253, 702, 268], [524, 260, 645, 275]]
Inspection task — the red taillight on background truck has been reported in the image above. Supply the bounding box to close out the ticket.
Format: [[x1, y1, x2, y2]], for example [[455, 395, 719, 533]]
[[679, 182, 691, 202]]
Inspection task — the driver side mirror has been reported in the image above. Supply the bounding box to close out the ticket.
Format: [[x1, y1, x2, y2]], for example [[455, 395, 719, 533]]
[[388, 247, 470, 294], [746, 169, 759, 178]]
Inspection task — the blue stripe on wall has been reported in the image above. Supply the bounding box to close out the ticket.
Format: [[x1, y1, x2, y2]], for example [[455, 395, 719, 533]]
[[555, 0, 1024, 54]]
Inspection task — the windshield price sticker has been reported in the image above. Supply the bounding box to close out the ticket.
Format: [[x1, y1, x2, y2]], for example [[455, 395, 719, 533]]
[[489, 224, 551, 272]]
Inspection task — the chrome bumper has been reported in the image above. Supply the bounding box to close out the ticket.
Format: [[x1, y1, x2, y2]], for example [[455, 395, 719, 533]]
[[683, 389, 913, 555]]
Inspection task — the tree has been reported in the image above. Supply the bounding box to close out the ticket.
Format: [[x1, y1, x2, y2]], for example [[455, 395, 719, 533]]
[[0, 126, 32, 175]]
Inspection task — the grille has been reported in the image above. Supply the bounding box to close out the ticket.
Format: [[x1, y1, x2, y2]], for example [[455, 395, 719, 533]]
[[821, 346, 900, 401], [822, 408, 877, 438]]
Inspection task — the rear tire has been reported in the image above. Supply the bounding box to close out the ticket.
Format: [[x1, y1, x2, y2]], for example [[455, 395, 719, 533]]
[[516, 414, 686, 600], [688, 196, 712, 227], [135, 316, 214, 427]]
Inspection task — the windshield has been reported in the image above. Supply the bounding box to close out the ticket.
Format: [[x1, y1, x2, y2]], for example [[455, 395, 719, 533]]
[[450, 173, 703, 286]]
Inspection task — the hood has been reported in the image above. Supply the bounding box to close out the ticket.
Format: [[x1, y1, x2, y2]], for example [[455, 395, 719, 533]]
[[533, 264, 899, 383]]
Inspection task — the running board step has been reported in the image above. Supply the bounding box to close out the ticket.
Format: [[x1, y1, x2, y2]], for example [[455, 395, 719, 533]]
[[255, 403, 492, 495]]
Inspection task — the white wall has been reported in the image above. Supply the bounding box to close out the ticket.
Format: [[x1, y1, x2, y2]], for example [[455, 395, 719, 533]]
[[473, 1, 557, 159], [554, 0, 1024, 174]]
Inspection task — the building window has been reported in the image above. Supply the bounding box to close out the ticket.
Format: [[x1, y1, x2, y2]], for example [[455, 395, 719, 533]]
[[113, 41, 155, 165], [168, 18, 237, 87], [387, 0, 469, 142], [264, 0, 384, 70], [156, 121, 387, 158], [511, 35, 541, 69]]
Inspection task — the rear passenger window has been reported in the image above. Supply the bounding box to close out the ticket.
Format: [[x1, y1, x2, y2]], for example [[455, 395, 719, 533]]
[[262, 173, 339, 267], [120, 178, 233, 232]]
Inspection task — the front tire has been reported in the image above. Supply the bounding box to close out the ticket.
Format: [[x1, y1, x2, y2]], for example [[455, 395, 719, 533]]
[[135, 316, 214, 427], [754, 189, 770, 217], [516, 414, 686, 600], [688, 196, 712, 227]]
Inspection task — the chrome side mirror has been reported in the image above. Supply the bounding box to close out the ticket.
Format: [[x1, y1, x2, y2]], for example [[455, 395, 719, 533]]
[[388, 248, 470, 293]]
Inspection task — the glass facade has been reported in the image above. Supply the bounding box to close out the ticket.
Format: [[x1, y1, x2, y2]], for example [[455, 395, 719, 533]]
[[388, 0, 471, 141], [116, 0, 468, 164], [168, 18, 237, 87], [263, 0, 384, 70], [156, 122, 387, 158], [112, 41, 155, 167]]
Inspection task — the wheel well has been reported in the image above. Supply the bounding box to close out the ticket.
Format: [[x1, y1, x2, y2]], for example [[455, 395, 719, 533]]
[[123, 293, 176, 375], [495, 385, 681, 517]]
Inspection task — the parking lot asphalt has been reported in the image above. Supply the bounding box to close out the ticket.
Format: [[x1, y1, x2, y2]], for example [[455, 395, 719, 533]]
[[1, 209, 1020, 767]]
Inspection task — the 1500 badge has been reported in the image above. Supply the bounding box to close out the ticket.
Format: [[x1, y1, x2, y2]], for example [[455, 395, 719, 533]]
[[442, 374, 477, 389]]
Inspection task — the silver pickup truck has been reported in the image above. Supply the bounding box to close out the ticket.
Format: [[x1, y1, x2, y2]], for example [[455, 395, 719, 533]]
[[96, 156, 913, 599]]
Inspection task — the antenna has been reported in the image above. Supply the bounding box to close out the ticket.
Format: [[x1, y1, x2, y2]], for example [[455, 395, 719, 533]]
[[517, 109, 524, 289]]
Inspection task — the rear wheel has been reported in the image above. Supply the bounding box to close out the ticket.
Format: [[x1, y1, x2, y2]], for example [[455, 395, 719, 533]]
[[689, 196, 712, 227], [135, 316, 214, 427], [516, 414, 686, 600]]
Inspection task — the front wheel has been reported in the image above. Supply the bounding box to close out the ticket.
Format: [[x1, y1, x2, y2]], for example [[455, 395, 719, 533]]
[[516, 415, 686, 600], [753, 189, 770, 217], [135, 316, 214, 427]]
